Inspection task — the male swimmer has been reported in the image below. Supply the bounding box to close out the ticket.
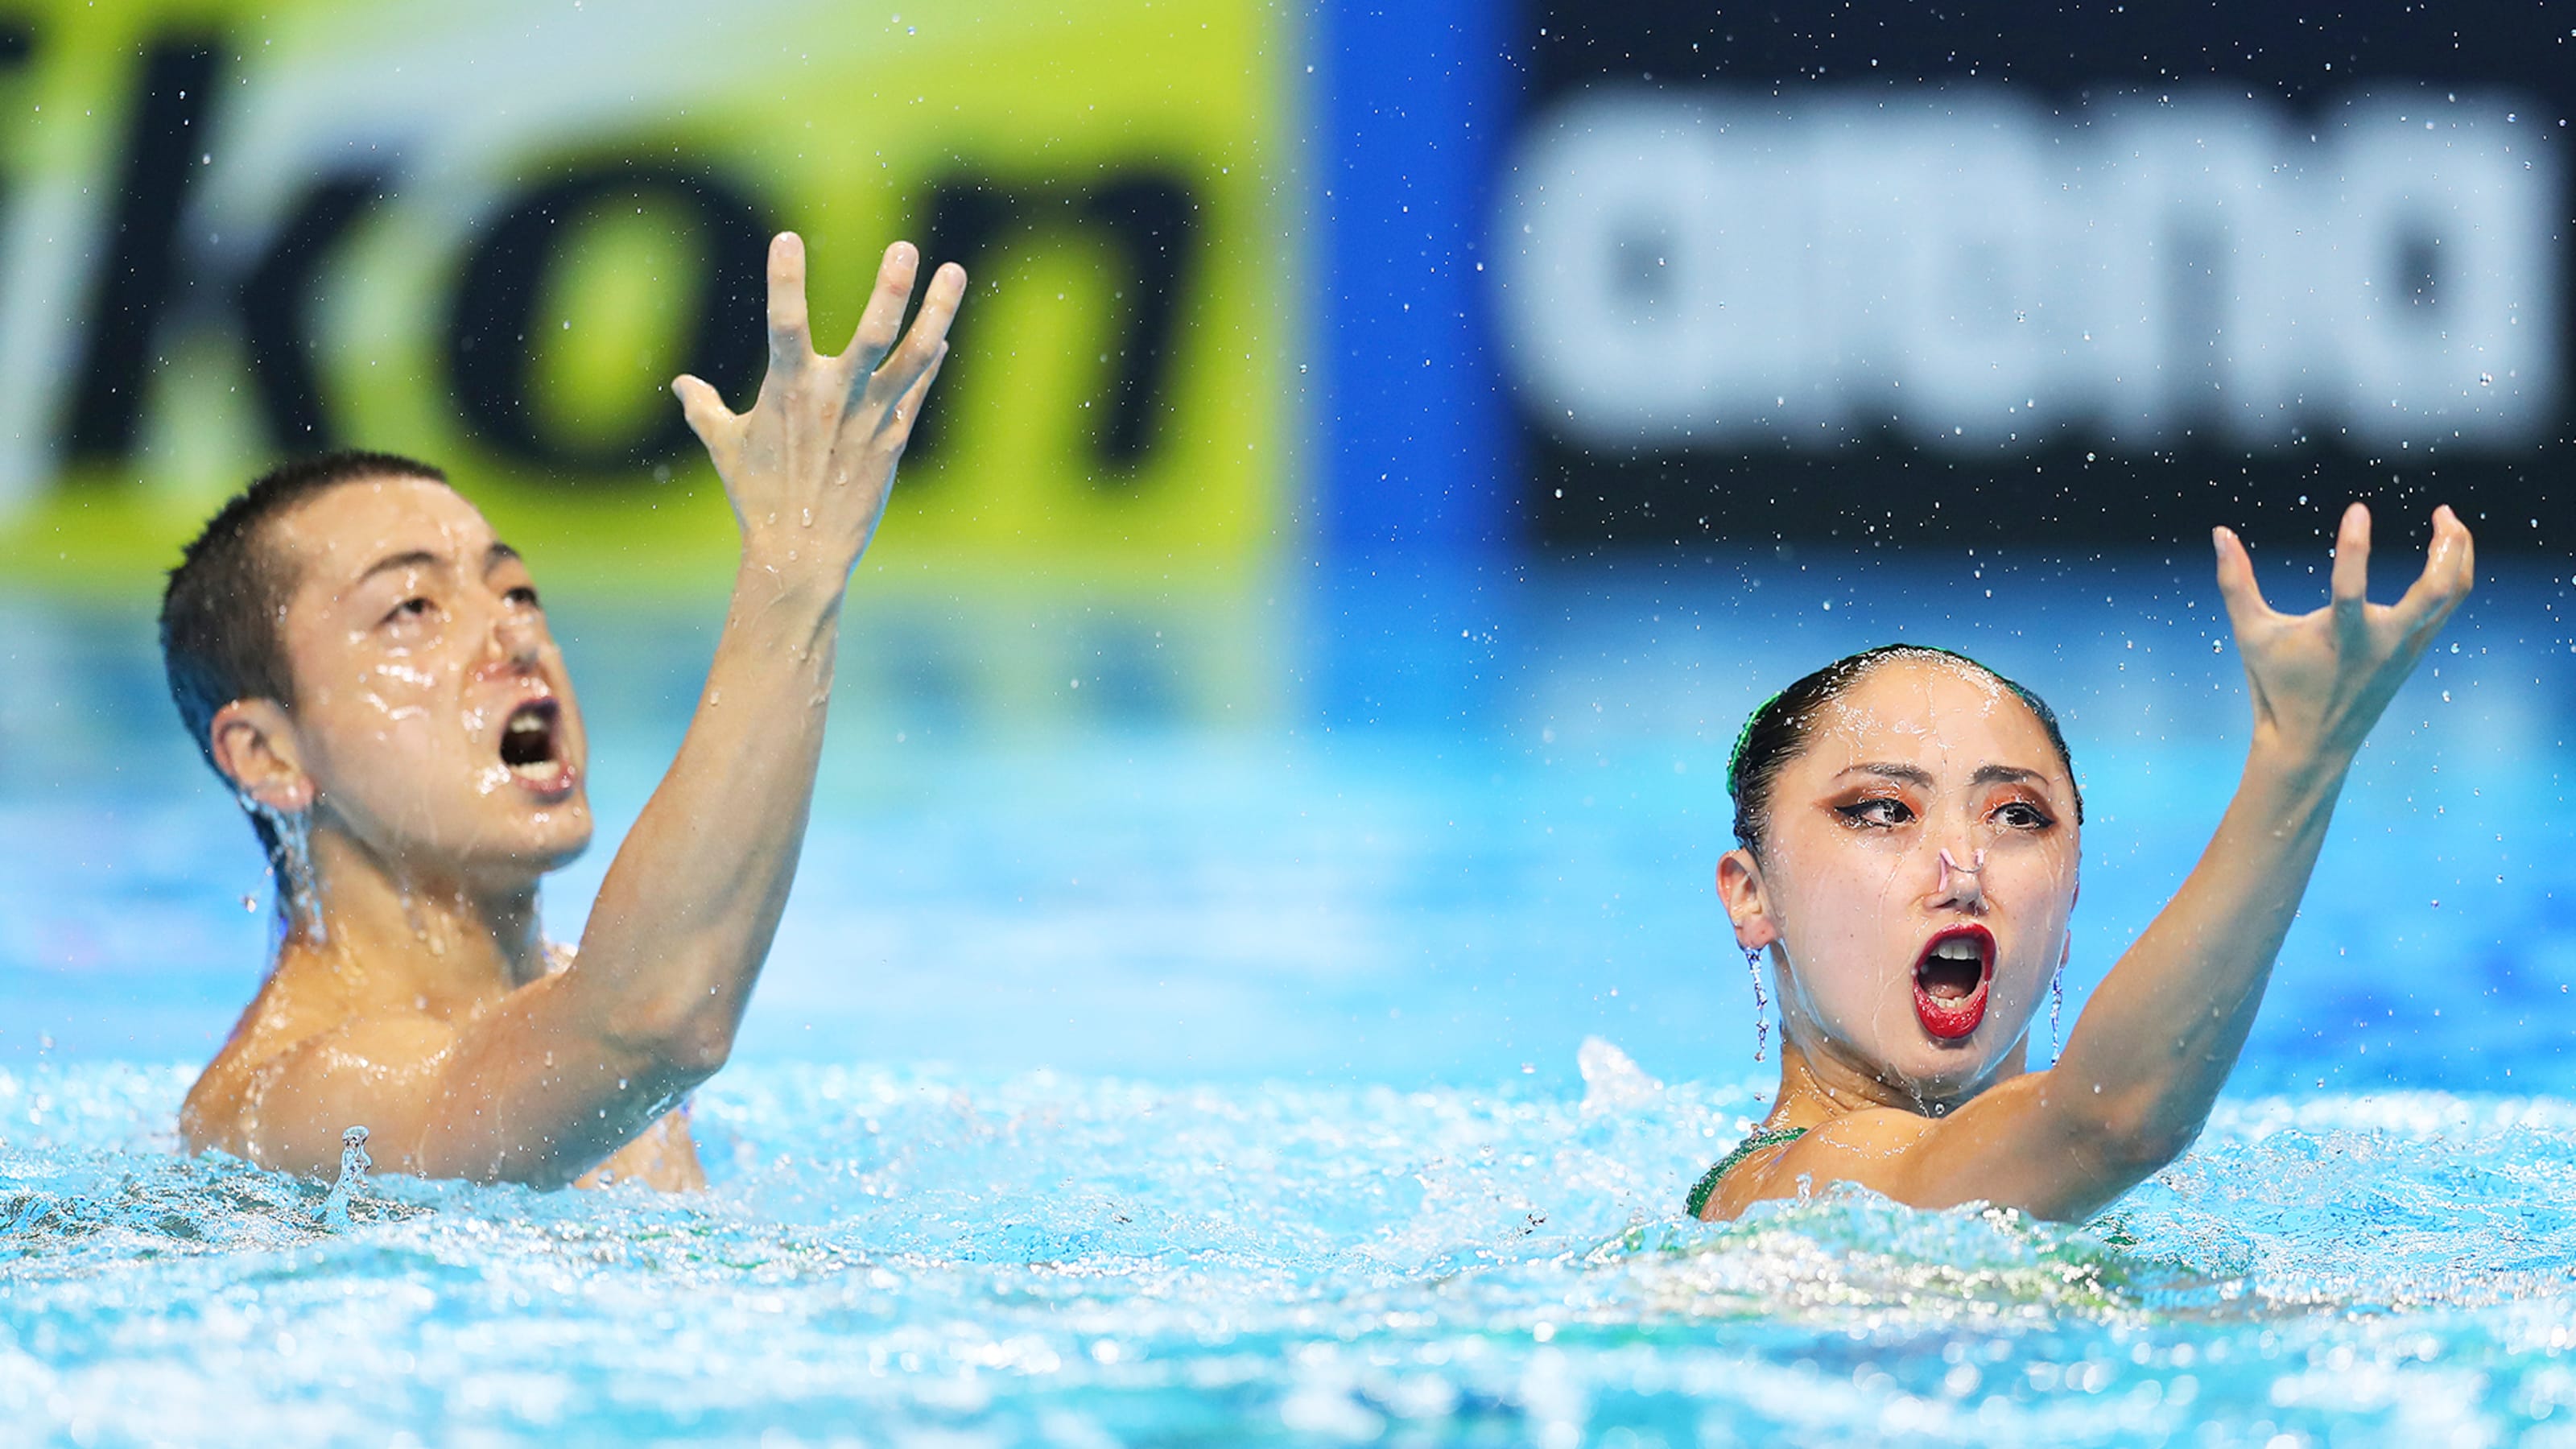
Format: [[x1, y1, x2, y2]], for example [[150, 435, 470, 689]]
[[162, 234, 963, 1189], [1692, 505, 2474, 1222]]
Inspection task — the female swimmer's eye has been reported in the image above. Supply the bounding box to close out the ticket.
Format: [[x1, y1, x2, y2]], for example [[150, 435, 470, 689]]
[[1996, 801, 2054, 829], [1834, 798, 1913, 828], [506, 585, 540, 609], [382, 597, 435, 626]]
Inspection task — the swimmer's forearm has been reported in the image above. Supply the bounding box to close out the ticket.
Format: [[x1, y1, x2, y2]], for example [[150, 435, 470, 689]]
[[580, 562, 841, 1041], [1905, 510, 2468, 1219], [2053, 736, 2351, 1158], [2047, 506, 2469, 1183]]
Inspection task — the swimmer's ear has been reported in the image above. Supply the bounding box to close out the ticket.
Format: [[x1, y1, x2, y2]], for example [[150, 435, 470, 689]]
[[210, 699, 314, 815], [1716, 848, 1779, 951]]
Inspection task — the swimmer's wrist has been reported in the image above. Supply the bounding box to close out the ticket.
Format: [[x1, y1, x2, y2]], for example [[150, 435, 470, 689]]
[[736, 538, 859, 592], [729, 551, 852, 625], [2243, 727, 2356, 800]]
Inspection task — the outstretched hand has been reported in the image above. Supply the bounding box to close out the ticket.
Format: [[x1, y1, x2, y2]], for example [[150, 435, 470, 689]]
[[2214, 503, 2475, 764], [673, 233, 967, 587]]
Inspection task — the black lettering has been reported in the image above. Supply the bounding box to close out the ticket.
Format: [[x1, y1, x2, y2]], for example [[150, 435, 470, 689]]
[[1077, 175, 1195, 468], [446, 162, 769, 477], [906, 179, 1009, 469], [65, 35, 221, 466], [237, 171, 388, 449], [906, 170, 1200, 481], [0, 25, 32, 315]]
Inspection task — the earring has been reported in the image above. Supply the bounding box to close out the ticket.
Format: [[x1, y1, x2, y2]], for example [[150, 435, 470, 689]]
[[1744, 943, 1771, 1063]]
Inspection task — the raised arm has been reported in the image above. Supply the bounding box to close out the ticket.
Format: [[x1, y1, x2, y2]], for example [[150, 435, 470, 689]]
[[377, 236, 959, 1186], [1734, 504, 2474, 1220]]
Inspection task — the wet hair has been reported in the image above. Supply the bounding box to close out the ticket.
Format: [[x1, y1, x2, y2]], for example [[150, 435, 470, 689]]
[[1727, 643, 2084, 858], [159, 450, 449, 868]]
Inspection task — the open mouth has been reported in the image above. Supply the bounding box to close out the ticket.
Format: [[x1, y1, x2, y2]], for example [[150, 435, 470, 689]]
[[1912, 925, 1994, 1040], [498, 700, 572, 792]]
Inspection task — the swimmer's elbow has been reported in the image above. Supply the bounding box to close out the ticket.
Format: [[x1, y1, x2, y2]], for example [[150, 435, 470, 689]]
[[594, 959, 745, 1082], [2089, 1104, 2204, 1179], [656, 1016, 736, 1079], [615, 1001, 737, 1081]]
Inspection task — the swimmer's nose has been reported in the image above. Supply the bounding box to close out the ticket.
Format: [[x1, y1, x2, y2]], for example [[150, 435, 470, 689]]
[[1932, 843, 1988, 912], [488, 605, 545, 670]]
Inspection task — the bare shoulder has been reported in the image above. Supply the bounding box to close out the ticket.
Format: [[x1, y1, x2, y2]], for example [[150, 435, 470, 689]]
[[1707, 1108, 1942, 1220], [181, 964, 462, 1175]]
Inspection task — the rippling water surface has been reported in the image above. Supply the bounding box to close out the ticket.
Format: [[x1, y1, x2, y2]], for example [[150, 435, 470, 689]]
[[14, 1058, 2576, 1446]]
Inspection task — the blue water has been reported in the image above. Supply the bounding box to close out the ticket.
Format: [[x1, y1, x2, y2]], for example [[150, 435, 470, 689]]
[[6, 547, 2576, 1444]]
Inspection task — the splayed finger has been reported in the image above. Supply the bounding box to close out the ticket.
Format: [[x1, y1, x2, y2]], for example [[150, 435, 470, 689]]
[[766, 232, 813, 374]]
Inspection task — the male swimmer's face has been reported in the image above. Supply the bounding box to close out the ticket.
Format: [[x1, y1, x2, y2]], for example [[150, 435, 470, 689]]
[[266, 476, 593, 881], [1753, 658, 2078, 1096]]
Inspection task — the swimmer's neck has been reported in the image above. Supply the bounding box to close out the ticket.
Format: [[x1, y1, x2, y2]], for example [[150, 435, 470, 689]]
[[1765, 1030, 2031, 1128], [279, 819, 550, 997]]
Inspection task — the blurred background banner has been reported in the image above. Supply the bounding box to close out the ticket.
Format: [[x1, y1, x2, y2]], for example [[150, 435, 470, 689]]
[[2, 0, 2568, 588], [0, 0, 1288, 588], [1330, 0, 2576, 559]]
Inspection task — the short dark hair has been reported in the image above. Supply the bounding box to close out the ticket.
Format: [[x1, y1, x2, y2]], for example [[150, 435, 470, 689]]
[[160, 450, 448, 861], [1727, 643, 2084, 859]]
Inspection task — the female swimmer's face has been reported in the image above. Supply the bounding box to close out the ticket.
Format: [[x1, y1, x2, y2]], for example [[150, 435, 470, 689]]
[[261, 475, 593, 885], [1722, 657, 2079, 1101]]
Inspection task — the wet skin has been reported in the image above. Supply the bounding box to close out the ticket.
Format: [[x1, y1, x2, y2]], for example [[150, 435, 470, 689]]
[[182, 477, 696, 1188], [1739, 658, 2079, 1111], [183, 233, 966, 1189], [1704, 503, 2476, 1223]]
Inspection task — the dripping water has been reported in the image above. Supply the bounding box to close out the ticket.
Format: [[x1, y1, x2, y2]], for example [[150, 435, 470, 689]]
[[318, 1125, 371, 1230]]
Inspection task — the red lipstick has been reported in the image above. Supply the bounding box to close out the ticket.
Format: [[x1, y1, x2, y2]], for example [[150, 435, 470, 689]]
[[1913, 924, 1994, 1040]]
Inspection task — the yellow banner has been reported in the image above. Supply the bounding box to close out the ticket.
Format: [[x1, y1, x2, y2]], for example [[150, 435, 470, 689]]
[[0, 0, 1290, 592]]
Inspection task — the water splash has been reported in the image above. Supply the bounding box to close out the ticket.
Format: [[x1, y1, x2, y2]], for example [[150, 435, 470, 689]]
[[1744, 942, 1772, 1062], [318, 1125, 371, 1229], [242, 796, 325, 946], [2050, 958, 2066, 1061], [8, 1060, 2576, 1444], [1577, 1034, 1665, 1114]]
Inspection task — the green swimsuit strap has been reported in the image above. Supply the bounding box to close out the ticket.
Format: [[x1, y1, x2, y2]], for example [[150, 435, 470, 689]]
[[1684, 1125, 1809, 1219]]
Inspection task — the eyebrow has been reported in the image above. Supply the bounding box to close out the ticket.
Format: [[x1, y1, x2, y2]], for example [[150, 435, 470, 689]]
[[1834, 762, 1936, 787], [353, 549, 444, 588], [484, 541, 521, 573], [1831, 762, 2058, 791]]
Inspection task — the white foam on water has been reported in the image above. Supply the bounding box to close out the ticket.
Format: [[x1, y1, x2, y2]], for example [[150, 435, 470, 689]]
[[8, 1058, 2576, 1445]]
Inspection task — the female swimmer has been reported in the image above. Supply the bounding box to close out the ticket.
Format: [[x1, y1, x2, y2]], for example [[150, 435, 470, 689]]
[[1691, 503, 2473, 1222]]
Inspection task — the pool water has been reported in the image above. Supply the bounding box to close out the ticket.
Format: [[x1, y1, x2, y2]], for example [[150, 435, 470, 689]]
[[6, 547, 2576, 1444]]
